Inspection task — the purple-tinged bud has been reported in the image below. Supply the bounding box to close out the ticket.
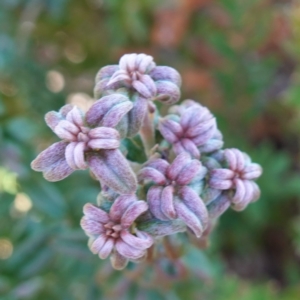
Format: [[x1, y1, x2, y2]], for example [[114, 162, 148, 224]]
[[30, 141, 73, 181], [94, 53, 181, 105], [86, 93, 133, 128], [208, 148, 262, 211], [80, 195, 153, 270], [138, 153, 208, 237], [206, 193, 231, 219], [45, 104, 74, 131], [31, 104, 137, 194], [87, 149, 137, 195], [159, 100, 223, 158], [123, 95, 148, 137]]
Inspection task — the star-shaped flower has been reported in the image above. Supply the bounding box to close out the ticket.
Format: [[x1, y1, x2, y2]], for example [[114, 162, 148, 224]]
[[138, 153, 208, 237], [80, 195, 153, 270], [31, 94, 137, 194], [208, 148, 262, 211], [94, 53, 182, 136], [95, 53, 181, 103], [159, 100, 223, 159]]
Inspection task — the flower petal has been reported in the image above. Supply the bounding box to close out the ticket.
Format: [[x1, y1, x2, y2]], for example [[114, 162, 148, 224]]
[[224, 149, 237, 170], [167, 153, 191, 181], [180, 106, 205, 130], [139, 74, 157, 96], [207, 194, 231, 218], [132, 80, 152, 98], [232, 149, 245, 171], [147, 186, 169, 221], [86, 94, 131, 127], [45, 104, 73, 131], [158, 119, 180, 143], [73, 142, 87, 169], [101, 101, 133, 127], [88, 138, 120, 150], [109, 194, 138, 222], [126, 95, 148, 137], [232, 178, 246, 204], [198, 139, 224, 153], [120, 53, 137, 71], [137, 167, 167, 185], [242, 163, 262, 180], [178, 186, 208, 229], [143, 158, 169, 175], [121, 201, 148, 228], [110, 251, 128, 270], [174, 201, 203, 238], [173, 141, 186, 156], [89, 127, 120, 139], [180, 138, 200, 159], [88, 150, 137, 194], [99, 238, 114, 259], [90, 235, 108, 254], [81, 217, 105, 236], [53, 121, 77, 141], [250, 181, 261, 203], [210, 169, 235, 180], [136, 53, 155, 73], [65, 142, 77, 169], [31, 141, 74, 181], [232, 180, 254, 211], [191, 127, 216, 146], [94, 77, 124, 99], [149, 66, 181, 86], [106, 70, 131, 86], [160, 186, 176, 219], [65, 106, 84, 127], [120, 230, 153, 250], [155, 80, 181, 104], [83, 203, 110, 223], [176, 160, 202, 185], [185, 117, 216, 138], [95, 65, 119, 82], [115, 239, 145, 260], [209, 178, 233, 190]]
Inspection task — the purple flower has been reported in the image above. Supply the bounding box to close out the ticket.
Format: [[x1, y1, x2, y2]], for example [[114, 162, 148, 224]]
[[95, 53, 181, 104], [159, 100, 223, 159], [31, 98, 137, 194], [208, 148, 262, 211], [80, 195, 153, 270], [138, 153, 208, 238], [94, 54, 182, 136]]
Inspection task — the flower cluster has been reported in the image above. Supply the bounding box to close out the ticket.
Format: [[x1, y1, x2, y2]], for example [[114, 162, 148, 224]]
[[138, 153, 208, 238], [159, 100, 223, 158], [31, 53, 263, 270]]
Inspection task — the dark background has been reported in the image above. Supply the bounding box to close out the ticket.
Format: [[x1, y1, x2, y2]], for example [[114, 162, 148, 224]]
[[1, 0, 300, 299]]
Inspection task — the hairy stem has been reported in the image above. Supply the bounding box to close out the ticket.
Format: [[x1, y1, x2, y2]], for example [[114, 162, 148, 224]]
[[140, 109, 156, 157]]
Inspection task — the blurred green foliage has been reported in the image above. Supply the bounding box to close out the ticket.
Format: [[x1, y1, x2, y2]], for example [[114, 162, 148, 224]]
[[1, 0, 300, 299]]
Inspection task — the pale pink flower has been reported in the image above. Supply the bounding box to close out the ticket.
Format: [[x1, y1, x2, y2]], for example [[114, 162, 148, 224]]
[[138, 153, 208, 238], [95, 53, 181, 104], [209, 148, 262, 211], [94, 53, 182, 136], [159, 100, 223, 158], [31, 96, 137, 194], [80, 195, 153, 270]]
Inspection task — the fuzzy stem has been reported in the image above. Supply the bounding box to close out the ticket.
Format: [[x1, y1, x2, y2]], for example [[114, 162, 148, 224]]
[[139, 109, 156, 157]]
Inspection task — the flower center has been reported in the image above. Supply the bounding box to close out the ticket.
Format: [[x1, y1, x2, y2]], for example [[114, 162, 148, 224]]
[[233, 171, 242, 180], [130, 70, 141, 82], [76, 127, 90, 143], [104, 221, 122, 239]]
